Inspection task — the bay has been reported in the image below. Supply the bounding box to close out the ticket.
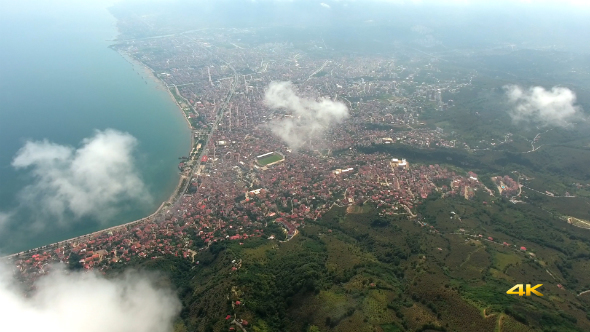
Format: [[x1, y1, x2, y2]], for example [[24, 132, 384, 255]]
[[0, 2, 191, 253]]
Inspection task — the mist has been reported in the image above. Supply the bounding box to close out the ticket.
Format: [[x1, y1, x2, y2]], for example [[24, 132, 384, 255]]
[[5, 129, 151, 230], [0, 263, 180, 332], [264, 81, 349, 150], [505, 85, 584, 128], [108, 0, 590, 52]]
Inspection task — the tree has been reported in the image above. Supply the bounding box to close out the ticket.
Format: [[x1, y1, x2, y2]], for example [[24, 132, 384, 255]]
[[173, 322, 188, 332], [252, 320, 270, 332], [68, 252, 83, 270]]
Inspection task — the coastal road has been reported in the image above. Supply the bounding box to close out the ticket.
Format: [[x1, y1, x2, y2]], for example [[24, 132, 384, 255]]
[[172, 49, 239, 206]]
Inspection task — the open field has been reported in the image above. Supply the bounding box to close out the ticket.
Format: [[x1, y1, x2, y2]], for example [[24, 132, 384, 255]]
[[567, 216, 590, 230], [256, 152, 284, 166]]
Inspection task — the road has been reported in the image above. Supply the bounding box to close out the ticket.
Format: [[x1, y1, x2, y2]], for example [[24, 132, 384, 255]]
[[307, 60, 330, 81], [175, 46, 239, 202], [521, 185, 575, 198]]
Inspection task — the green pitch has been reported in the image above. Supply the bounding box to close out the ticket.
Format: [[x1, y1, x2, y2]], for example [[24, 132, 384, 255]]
[[257, 153, 283, 166]]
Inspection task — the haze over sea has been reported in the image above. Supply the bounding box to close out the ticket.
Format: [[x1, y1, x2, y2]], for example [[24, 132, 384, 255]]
[[0, 1, 191, 254]]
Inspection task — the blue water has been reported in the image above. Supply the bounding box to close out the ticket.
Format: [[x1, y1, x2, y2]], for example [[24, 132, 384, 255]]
[[0, 3, 191, 253]]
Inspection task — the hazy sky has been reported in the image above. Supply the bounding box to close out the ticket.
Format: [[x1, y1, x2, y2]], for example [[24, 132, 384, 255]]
[[3, 0, 588, 28], [4, 0, 590, 11]]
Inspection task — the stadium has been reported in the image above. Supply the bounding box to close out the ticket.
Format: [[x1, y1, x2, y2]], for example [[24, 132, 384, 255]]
[[255, 152, 285, 166]]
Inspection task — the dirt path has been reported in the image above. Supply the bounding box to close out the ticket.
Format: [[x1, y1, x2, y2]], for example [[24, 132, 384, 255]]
[[460, 246, 483, 268], [230, 319, 247, 332], [496, 314, 505, 332], [567, 217, 590, 229], [483, 307, 496, 319]]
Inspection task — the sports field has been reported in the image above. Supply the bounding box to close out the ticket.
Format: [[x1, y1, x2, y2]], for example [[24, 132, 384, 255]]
[[257, 153, 284, 166]]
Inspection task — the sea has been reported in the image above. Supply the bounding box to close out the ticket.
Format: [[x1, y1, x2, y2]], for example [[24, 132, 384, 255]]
[[0, 2, 191, 254]]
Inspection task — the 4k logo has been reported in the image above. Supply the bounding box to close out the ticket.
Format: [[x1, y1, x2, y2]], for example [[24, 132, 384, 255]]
[[506, 284, 543, 296]]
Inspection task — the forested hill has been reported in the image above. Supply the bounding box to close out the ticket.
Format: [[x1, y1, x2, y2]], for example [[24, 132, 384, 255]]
[[112, 194, 590, 332]]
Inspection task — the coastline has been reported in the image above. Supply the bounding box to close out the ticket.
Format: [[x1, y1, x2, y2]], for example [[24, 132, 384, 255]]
[[1, 49, 194, 260], [117, 50, 195, 139]]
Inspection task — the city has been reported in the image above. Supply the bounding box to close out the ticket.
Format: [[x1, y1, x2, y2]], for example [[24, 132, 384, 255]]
[[4, 1, 590, 331], [9, 28, 490, 282]]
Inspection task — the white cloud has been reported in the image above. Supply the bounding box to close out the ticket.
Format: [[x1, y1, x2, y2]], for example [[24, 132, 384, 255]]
[[0, 263, 180, 332], [0, 212, 11, 230], [320, 2, 331, 8], [505, 85, 584, 127], [11, 129, 151, 225], [264, 81, 349, 150]]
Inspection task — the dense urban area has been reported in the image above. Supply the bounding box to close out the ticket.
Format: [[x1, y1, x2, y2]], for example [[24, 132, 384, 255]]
[[7, 18, 590, 332], [8, 27, 505, 274]]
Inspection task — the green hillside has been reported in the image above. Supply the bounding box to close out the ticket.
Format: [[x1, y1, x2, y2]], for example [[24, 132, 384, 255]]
[[125, 195, 590, 332]]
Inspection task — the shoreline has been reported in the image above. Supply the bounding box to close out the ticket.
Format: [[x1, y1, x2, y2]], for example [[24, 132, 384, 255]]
[[117, 50, 195, 133], [1, 49, 194, 260], [118, 51, 195, 138]]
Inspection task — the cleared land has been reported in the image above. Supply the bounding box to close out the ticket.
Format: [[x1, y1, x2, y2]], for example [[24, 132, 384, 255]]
[[567, 216, 590, 229]]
